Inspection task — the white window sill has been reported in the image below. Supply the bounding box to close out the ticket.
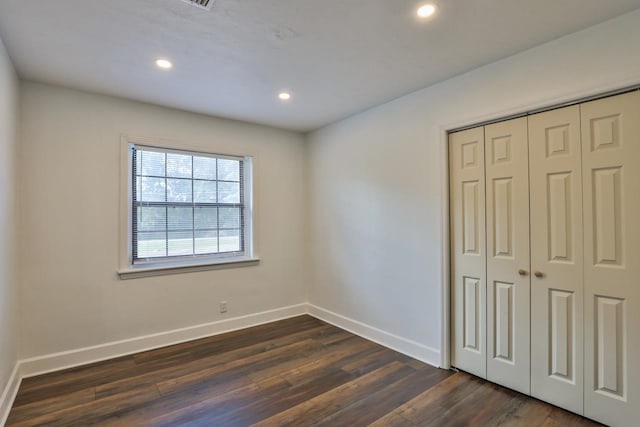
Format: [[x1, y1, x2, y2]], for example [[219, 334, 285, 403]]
[[118, 257, 260, 280]]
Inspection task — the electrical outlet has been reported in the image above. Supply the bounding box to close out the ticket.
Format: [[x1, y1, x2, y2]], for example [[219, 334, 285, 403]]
[[219, 301, 228, 313]]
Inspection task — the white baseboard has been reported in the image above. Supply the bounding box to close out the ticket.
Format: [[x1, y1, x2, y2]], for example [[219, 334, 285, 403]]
[[15, 302, 443, 380], [0, 363, 21, 427], [2, 302, 441, 426], [20, 303, 307, 379], [306, 304, 441, 367]]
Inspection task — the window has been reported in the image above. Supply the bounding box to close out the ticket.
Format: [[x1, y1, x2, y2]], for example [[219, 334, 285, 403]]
[[128, 143, 252, 267]]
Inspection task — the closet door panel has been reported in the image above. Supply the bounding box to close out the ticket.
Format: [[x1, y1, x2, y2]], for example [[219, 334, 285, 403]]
[[485, 117, 530, 394], [582, 91, 640, 427], [450, 127, 487, 378], [528, 105, 584, 414]]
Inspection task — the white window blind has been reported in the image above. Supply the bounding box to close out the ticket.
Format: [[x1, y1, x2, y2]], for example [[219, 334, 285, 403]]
[[130, 144, 248, 264]]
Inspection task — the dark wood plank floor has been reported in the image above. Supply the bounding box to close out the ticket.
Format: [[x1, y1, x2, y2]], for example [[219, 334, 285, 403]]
[[7, 315, 602, 426]]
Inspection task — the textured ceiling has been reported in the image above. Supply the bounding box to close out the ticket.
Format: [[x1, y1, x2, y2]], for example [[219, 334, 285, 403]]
[[1, 0, 639, 131]]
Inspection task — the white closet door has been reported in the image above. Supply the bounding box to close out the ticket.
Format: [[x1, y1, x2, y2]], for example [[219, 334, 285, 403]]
[[528, 105, 584, 414], [484, 117, 530, 394], [450, 127, 487, 378], [582, 91, 640, 427]]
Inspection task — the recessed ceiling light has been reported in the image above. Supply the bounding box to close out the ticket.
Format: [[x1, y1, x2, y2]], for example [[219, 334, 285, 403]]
[[155, 59, 173, 69], [278, 92, 292, 101], [417, 4, 437, 18]]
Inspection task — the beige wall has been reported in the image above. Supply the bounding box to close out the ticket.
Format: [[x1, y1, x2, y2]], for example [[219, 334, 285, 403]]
[[0, 37, 19, 393], [18, 82, 307, 358], [306, 9, 640, 365]]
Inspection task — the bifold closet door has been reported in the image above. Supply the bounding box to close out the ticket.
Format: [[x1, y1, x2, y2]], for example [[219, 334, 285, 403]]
[[528, 105, 584, 414], [581, 91, 640, 427], [484, 117, 531, 394], [450, 127, 487, 378]]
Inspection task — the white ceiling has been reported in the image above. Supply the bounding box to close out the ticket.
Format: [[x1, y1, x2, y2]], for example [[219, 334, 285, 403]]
[[1, 0, 639, 131]]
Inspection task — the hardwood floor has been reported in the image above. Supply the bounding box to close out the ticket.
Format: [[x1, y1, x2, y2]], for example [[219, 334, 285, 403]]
[[7, 315, 602, 426]]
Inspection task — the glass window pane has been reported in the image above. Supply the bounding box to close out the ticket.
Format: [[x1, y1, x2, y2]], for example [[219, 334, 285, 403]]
[[218, 159, 240, 181], [195, 230, 218, 254], [133, 148, 247, 263], [137, 206, 166, 232], [219, 207, 240, 229], [193, 156, 216, 180], [194, 180, 216, 203], [135, 176, 141, 199], [140, 150, 165, 176], [219, 229, 241, 252], [167, 153, 192, 178], [218, 181, 240, 203], [135, 149, 141, 173], [168, 231, 194, 256], [137, 231, 166, 258], [140, 177, 166, 202], [194, 207, 218, 229], [167, 207, 192, 231], [167, 178, 192, 202]]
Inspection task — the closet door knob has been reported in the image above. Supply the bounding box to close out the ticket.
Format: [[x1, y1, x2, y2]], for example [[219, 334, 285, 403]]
[[518, 269, 528, 276], [534, 271, 544, 278]]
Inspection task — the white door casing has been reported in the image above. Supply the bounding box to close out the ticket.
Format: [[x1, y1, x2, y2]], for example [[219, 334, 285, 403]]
[[484, 117, 531, 394], [581, 91, 640, 427], [449, 90, 639, 427], [450, 127, 487, 378], [528, 105, 584, 414]]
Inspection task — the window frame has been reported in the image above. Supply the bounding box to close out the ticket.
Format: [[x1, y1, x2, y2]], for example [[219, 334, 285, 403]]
[[118, 136, 257, 279]]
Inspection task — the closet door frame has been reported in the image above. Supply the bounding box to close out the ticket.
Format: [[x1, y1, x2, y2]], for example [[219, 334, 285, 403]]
[[448, 87, 640, 412], [443, 86, 640, 372]]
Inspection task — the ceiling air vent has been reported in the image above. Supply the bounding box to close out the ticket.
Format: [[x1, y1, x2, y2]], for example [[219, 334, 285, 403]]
[[181, 0, 215, 11]]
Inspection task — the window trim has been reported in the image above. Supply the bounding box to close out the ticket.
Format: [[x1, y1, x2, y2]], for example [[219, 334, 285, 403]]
[[118, 135, 258, 279]]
